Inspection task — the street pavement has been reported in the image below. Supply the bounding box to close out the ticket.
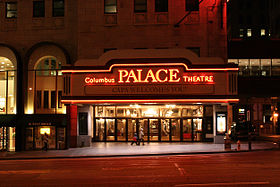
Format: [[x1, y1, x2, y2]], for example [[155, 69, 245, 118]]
[[0, 141, 278, 160], [1, 150, 280, 186]]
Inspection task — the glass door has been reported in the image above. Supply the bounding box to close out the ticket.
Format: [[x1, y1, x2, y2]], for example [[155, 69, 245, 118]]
[[0, 127, 7, 150], [161, 119, 170, 141], [96, 119, 105, 141], [183, 119, 192, 141], [117, 119, 126, 141], [149, 119, 159, 141], [193, 118, 203, 141], [106, 119, 115, 141], [128, 119, 137, 141], [138, 119, 148, 141], [171, 119, 180, 141]]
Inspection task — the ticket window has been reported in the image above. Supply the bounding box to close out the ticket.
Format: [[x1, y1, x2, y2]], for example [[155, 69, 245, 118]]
[[35, 126, 56, 149]]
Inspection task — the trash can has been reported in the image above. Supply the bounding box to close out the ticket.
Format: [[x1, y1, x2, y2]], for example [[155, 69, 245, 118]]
[[224, 133, 231, 149]]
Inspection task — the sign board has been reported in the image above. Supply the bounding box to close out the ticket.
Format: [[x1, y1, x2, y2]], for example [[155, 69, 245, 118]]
[[64, 63, 234, 97]]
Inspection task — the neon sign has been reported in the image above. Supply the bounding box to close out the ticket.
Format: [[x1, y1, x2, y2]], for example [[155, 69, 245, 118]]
[[84, 67, 215, 85], [118, 69, 180, 83]]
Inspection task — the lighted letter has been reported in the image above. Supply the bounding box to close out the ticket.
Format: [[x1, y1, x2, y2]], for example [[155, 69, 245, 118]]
[[137, 69, 144, 82], [126, 70, 139, 83], [155, 69, 168, 82], [169, 69, 180, 82], [118, 70, 129, 83], [85, 77, 90, 84], [144, 69, 158, 83]]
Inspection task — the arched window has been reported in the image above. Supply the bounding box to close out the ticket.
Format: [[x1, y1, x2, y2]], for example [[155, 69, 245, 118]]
[[35, 57, 62, 76], [0, 57, 16, 114]]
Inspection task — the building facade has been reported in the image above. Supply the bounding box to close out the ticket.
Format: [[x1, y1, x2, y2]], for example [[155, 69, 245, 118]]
[[227, 0, 280, 136], [0, 0, 235, 151]]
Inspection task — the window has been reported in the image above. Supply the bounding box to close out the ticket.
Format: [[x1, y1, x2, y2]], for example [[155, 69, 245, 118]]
[[53, 0, 64, 17], [35, 57, 62, 76], [58, 91, 62, 108], [239, 59, 250, 76], [155, 0, 168, 12], [261, 29, 266, 36], [263, 104, 272, 123], [43, 91, 49, 109], [239, 28, 244, 37], [104, 0, 117, 14], [247, 29, 252, 37], [0, 57, 16, 114], [272, 59, 280, 76], [6, 2, 17, 18], [261, 59, 271, 76], [250, 59, 260, 76], [134, 0, 147, 13], [51, 91, 56, 108], [186, 0, 199, 11], [33, 1, 45, 17], [228, 59, 238, 64], [36, 90, 42, 108], [79, 113, 88, 135]]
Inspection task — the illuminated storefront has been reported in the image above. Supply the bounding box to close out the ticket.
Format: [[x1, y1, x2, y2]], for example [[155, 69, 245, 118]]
[[0, 47, 17, 152], [24, 115, 67, 150], [62, 55, 239, 147]]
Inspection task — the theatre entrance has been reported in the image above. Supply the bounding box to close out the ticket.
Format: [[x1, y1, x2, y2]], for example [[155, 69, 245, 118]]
[[93, 104, 208, 142], [94, 117, 203, 142]]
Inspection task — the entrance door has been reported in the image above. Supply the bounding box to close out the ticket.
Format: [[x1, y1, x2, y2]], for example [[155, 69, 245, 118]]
[[193, 118, 203, 141], [128, 119, 137, 141], [138, 119, 148, 141], [106, 119, 115, 141], [182, 119, 192, 141], [161, 119, 170, 141], [171, 119, 180, 141], [149, 119, 159, 141], [96, 119, 105, 141], [117, 119, 126, 141], [0, 127, 7, 150]]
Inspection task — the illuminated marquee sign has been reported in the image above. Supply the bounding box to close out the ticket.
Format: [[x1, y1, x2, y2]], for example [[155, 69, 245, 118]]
[[84, 67, 214, 85], [61, 63, 238, 96]]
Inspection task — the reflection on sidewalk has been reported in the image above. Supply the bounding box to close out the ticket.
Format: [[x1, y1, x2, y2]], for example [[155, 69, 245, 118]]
[[1, 142, 278, 160]]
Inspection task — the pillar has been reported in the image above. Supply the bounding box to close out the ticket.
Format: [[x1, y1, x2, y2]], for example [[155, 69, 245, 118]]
[[67, 105, 77, 148]]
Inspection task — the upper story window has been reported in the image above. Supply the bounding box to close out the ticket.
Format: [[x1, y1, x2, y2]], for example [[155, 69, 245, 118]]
[[5, 2, 17, 18], [155, 0, 168, 12], [134, 0, 147, 13], [35, 57, 62, 76], [239, 28, 244, 38], [228, 58, 280, 77], [33, 0, 45, 18], [247, 29, 252, 37], [186, 0, 199, 11], [261, 29, 266, 36], [104, 0, 117, 14], [53, 0, 64, 17]]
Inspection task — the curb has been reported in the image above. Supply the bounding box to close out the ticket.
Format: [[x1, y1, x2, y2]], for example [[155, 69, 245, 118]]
[[0, 148, 278, 161]]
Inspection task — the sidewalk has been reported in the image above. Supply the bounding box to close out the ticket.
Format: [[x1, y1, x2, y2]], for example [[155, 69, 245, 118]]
[[0, 141, 279, 160]]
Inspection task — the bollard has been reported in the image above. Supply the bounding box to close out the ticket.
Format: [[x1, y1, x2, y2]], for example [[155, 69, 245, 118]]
[[237, 140, 241, 151], [248, 133, 252, 151]]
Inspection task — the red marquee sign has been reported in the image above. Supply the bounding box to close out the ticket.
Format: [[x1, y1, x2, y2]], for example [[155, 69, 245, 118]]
[[83, 65, 215, 86]]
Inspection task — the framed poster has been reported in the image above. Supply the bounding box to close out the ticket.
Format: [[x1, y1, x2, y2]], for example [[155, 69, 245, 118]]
[[216, 112, 227, 135]]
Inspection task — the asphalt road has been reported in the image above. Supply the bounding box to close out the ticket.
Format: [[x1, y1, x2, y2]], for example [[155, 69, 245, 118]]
[[1, 150, 280, 186]]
